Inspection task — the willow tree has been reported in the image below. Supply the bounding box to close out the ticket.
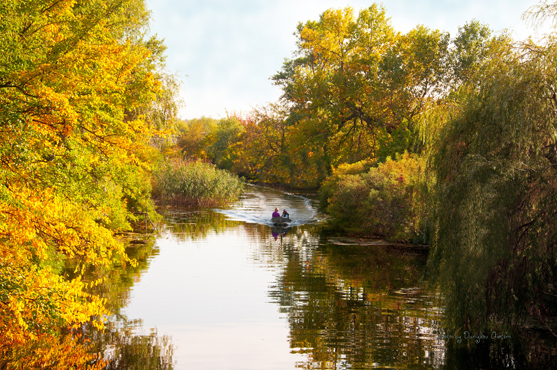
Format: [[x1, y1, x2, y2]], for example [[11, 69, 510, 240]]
[[427, 9, 557, 332]]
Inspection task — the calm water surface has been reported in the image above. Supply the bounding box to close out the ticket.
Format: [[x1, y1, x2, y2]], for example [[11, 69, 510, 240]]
[[121, 185, 444, 369]]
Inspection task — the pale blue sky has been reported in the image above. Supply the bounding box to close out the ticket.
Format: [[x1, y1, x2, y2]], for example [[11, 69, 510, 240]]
[[146, 0, 544, 119]]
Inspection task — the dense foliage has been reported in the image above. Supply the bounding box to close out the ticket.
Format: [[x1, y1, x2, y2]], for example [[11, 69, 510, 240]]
[[271, 5, 449, 174], [4, 0, 557, 364], [427, 13, 557, 331], [320, 153, 427, 241], [169, 0, 557, 358], [193, 0, 557, 343], [0, 0, 178, 367]]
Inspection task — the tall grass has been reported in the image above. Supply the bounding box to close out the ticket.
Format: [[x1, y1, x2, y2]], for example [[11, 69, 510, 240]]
[[152, 159, 244, 207]]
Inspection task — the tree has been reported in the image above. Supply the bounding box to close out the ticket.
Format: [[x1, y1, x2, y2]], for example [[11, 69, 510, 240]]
[[427, 13, 557, 332], [206, 116, 245, 170], [175, 115, 244, 171], [176, 117, 218, 160], [0, 0, 178, 367], [272, 4, 450, 177]]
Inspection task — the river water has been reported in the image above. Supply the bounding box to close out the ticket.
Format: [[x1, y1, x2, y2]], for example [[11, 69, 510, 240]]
[[116, 185, 445, 369]]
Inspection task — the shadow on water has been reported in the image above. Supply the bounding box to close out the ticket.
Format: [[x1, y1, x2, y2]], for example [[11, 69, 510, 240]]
[[262, 229, 445, 369]]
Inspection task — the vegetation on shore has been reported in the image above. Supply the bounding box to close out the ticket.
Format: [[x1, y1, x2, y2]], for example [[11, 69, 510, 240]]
[[319, 153, 428, 242], [152, 159, 244, 207], [2, 0, 557, 366], [426, 14, 557, 332], [0, 0, 180, 367]]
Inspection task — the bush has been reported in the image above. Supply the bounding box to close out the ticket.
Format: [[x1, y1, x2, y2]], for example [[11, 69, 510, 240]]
[[152, 159, 244, 207], [320, 153, 427, 241]]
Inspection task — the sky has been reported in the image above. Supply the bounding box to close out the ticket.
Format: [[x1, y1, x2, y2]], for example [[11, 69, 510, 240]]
[[145, 0, 546, 120]]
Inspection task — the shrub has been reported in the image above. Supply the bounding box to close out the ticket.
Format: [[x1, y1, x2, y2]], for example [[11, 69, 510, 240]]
[[152, 159, 244, 207], [320, 153, 427, 241]]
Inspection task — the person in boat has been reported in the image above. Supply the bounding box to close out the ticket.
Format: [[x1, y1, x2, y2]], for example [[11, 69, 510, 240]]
[[272, 207, 280, 218], [282, 209, 289, 218]]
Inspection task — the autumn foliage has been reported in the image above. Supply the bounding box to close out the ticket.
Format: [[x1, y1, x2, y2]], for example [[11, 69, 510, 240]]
[[319, 153, 427, 241], [0, 0, 177, 367]]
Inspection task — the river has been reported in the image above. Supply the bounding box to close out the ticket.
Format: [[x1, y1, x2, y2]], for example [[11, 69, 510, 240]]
[[99, 184, 443, 369]]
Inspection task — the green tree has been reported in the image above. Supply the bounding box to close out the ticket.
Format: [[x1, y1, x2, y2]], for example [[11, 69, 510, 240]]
[[450, 20, 497, 85], [427, 12, 557, 332], [206, 116, 245, 170]]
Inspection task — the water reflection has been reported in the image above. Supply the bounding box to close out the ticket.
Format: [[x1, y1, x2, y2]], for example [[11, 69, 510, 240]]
[[92, 318, 174, 370], [159, 209, 240, 241], [265, 233, 444, 369], [87, 185, 557, 369], [77, 239, 176, 368], [212, 186, 445, 368]]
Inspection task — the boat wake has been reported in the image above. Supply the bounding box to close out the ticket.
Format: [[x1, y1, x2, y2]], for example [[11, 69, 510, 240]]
[[214, 184, 324, 227]]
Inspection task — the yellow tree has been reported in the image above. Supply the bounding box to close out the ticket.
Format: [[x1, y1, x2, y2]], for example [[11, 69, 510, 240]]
[[176, 117, 218, 160], [272, 4, 450, 175], [0, 0, 177, 367]]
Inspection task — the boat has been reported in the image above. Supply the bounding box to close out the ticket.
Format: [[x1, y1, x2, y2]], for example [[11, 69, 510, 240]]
[[271, 216, 292, 225]]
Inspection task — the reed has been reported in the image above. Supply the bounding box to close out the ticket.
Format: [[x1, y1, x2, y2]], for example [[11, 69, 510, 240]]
[[152, 159, 244, 207]]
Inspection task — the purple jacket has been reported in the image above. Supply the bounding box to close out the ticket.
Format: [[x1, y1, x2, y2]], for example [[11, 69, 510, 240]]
[[272, 211, 280, 218]]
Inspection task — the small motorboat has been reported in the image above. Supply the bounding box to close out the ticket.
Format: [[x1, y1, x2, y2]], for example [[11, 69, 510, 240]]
[[271, 216, 292, 226]]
